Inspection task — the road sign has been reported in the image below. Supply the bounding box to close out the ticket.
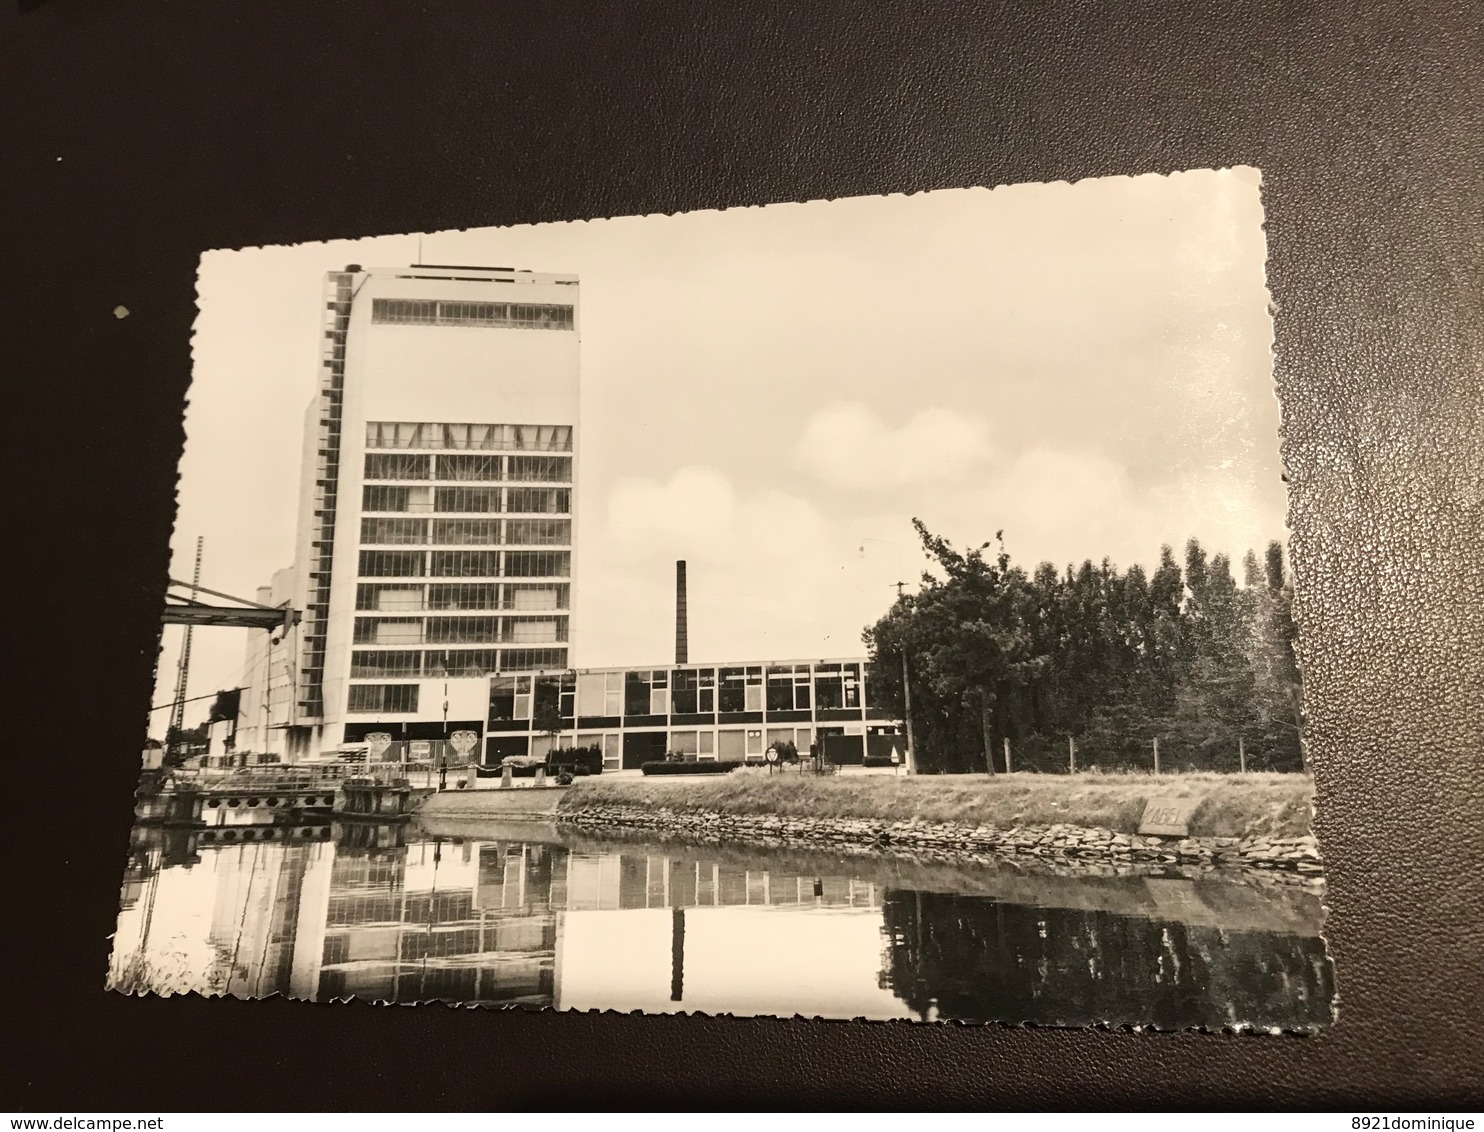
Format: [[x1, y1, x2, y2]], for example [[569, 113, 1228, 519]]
[[764, 746, 779, 764], [410, 740, 432, 761]]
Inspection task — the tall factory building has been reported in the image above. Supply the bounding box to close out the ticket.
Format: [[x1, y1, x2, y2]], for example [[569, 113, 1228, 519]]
[[238, 264, 579, 760]]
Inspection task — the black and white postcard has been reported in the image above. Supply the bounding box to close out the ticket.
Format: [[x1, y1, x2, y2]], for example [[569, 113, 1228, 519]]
[[112, 168, 1334, 1031]]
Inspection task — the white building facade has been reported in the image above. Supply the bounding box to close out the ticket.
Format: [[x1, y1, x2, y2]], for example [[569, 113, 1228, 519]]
[[239, 264, 580, 760]]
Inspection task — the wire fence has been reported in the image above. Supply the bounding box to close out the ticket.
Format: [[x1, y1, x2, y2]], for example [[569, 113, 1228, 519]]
[[946, 733, 1302, 775]]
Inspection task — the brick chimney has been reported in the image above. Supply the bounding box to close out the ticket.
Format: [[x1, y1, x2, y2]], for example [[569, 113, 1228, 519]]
[[675, 560, 689, 664]]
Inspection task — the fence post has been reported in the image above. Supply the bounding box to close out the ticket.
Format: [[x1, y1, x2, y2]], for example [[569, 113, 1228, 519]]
[[1153, 737, 1160, 775], [1068, 736, 1076, 774], [1003, 736, 1013, 775], [1239, 736, 1246, 774]]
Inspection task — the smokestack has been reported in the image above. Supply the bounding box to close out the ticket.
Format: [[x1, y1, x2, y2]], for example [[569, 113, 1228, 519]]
[[675, 560, 689, 664]]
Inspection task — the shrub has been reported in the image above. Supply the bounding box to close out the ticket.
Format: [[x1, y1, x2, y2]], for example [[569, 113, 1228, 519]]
[[641, 760, 742, 776], [545, 745, 604, 776]]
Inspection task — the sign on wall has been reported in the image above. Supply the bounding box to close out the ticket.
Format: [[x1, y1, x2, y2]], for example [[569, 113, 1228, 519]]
[[1138, 797, 1203, 838]]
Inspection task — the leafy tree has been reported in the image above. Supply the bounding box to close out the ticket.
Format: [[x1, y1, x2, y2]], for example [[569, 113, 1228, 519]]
[[864, 522, 1305, 774], [1242, 541, 1304, 769], [865, 522, 1042, 773], [163, 722, 208, 766], [207, 688, 241, 724], [1165, 549, 1256, 766], [533, 696, 564, 752]]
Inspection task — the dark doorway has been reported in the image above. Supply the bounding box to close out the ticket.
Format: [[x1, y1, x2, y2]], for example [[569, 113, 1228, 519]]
[[823, 732, 865, 765], [622, 730, 668, 769]]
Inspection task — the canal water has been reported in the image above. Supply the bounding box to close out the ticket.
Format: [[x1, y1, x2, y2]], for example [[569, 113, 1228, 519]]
[[109, 819, 1334, 1030]]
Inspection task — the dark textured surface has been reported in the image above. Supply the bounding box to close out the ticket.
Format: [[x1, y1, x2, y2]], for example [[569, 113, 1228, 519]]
[[3, 0, 1481, 1110]]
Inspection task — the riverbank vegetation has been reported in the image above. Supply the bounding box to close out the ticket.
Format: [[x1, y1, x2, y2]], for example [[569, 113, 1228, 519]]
[[864, 522, 1304, 776], [561, 769, 1314, 840]]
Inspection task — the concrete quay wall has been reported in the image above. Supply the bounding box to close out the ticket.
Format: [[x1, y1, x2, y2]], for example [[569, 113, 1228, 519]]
[[555, 802, 1325, 882]]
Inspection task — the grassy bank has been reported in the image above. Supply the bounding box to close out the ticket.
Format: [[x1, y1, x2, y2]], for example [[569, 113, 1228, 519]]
[[560, 770, 1313, 840]]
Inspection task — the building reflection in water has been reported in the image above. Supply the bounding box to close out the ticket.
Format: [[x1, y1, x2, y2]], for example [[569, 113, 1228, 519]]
[[110, 826, 1333, 1028], [311, 835, 561, 1007]]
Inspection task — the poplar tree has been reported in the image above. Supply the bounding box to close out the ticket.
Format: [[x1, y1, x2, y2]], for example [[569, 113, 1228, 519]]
[[863, 523, 1306, 773], [1243, 540, 1304, 768]]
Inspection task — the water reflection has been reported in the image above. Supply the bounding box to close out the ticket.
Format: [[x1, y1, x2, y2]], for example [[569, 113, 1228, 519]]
[[881, 891, 1332, 1029], [110, 821, 1333, 1029]]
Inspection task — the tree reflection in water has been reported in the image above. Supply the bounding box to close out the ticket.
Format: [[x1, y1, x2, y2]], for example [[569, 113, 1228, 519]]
[[879, 889, 1334, 1029]]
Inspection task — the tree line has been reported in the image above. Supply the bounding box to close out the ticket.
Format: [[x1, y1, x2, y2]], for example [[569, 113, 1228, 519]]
[[863, 521, 1304, 775]]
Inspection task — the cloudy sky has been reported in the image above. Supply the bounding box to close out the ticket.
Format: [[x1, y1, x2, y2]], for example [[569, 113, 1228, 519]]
[[153, 167, 1282, 734]]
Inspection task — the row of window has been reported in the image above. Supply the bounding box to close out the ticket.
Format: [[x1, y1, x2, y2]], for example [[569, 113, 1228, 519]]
[[365, 422, 572, 452], [323, 864, 883, 932], [486, 663, 865, 721], [348, 684, 420, 714], [364, 453, 571, 483], [348, 663, 879, 719], [356, 582, 567, 612], [359, 517, 570, 546], [370, 298, 575, 330], [354, 615, 566, 646], [358, 550, 570, 578], [362, 486, 569, 514], [522, 727, 823, 767], [668, 727, 820, 760], [350, 647, 568, 680]]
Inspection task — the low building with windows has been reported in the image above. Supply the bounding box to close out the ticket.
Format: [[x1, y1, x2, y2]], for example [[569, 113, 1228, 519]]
[[339, 658, 902, 770]]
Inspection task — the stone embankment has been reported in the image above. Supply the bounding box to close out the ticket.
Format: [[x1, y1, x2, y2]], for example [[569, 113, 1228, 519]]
[[557, 802, 1324, 881]]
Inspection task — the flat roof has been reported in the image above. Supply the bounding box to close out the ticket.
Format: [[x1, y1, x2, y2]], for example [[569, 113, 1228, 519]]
[[349, 264, 580, 284], [486, 657, 874, 678]]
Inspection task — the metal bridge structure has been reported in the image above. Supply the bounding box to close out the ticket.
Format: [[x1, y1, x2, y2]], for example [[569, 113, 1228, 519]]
[[160, 576, 300, 633]]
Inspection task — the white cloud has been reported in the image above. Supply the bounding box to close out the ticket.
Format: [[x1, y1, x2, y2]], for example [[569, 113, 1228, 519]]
[[575, 466, 915, 667], [600, 466, 835, 566], [913, 447, 1283, 575], [574, 452, 1284, 670], [169, 171, 1282, 729], [795, 402, 993, 490]]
